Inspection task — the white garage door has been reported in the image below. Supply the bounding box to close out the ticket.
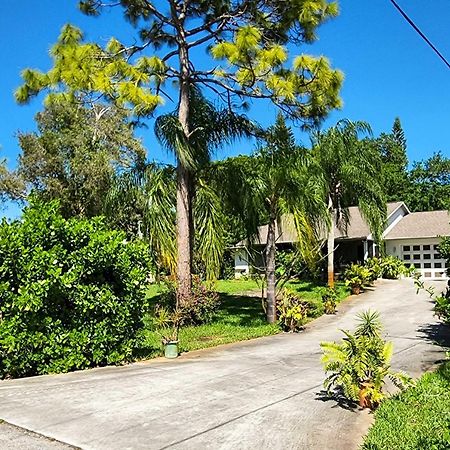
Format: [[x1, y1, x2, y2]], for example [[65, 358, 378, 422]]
[[400, 243, 448, 279]]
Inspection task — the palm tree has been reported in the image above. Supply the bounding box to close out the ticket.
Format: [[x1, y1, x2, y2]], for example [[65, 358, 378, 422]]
[[311, 120, 386, 288], [223, 115, 328, 323], [106, 89, 255, 297]]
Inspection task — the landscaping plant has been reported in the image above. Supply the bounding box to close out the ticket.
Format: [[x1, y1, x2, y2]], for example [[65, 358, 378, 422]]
[[379, 255, 408, 279], [321, 287, 338, 314], [0, 200, 152, 379], [320, 310, 413, 409], [343, 264, 371, 295], [277, 288, 309, 332], [365, 257, 382, 282]]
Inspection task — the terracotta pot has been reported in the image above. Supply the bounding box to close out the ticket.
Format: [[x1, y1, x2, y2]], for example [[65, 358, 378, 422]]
[[351, 285, 361, 295]]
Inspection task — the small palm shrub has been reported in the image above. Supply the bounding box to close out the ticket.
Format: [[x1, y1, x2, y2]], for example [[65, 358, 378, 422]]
[[321, 310, 413, 409], [344, 264, 371, 294], [277, 288, 309, 332], [322, 287, 338, 314]]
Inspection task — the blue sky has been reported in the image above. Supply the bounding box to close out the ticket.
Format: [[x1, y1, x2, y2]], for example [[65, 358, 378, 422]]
[[1, 0, 450, 217]]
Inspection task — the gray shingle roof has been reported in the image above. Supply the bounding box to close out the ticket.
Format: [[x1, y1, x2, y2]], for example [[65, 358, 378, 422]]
[[235, 202, 404, 247], [384, 210, 450, 239]]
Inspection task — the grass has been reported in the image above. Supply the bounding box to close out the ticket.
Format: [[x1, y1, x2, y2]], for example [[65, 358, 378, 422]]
[[362, 361, 450, 449], [141, 278, 350, 358]]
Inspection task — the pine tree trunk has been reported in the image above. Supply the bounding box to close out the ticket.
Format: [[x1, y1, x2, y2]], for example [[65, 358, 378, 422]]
[[327, 214, 335, 288], [176, 41, 192, 307], [266, 215, 277, 323]]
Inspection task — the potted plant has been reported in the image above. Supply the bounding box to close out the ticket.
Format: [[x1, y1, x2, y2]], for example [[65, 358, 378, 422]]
[[322, 287, 337, 314], [153, 305, 183, 359], [344, 264, 371, 295]]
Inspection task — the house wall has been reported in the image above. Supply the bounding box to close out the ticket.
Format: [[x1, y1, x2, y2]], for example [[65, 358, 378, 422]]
[[386, 237, 448, 279], [234, 249, 250, 278], [382, 204, 409, 238]]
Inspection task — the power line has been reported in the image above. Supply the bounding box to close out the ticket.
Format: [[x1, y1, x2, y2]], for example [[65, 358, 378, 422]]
[[389, 0, 450, 70]]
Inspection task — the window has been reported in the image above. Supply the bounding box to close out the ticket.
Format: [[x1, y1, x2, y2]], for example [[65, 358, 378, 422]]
[[424, 254, 431, 260], [424, 263, 431, 269], [414, 263, 421, 268], [435, 262, 442, 268], [403, 245, 410, 251], [413, 245, 420, 251], [404, 255, 411, 260], [423, 245, 431, 251], [404, 263, 411, 268], [434, 244, 440, 251], [413, 254, 420, 260], [424, 272, 432, 278]]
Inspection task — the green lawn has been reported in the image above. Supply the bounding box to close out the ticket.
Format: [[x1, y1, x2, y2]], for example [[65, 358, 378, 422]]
[[140, 278, 350, 358], [362, 361, 450, 449]]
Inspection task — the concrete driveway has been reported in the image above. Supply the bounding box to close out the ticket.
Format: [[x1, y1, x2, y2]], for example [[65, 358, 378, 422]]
[[0, 279, 449, 450]]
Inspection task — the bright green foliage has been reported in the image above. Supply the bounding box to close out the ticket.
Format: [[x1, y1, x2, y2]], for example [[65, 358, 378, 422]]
[[343, 264, 372, 293], [0, 200, 152, 379], [321, 311, 414, 409], [16, 25, 164, 115], [17, 2, 342, 125], [406, 152, 450, 212], [277, 288, 310, 331], [362, 361, 450, 449], [3, 101, 145, 219]]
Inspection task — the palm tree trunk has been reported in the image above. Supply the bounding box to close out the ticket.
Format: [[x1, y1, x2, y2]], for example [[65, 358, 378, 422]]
[[266, 215, 277, 323], [327, 214, 335, 288], [176, 42, 192, 306]]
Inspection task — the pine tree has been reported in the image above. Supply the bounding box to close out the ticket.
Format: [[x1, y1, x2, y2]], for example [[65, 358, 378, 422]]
[[15, 0, 343, 304]]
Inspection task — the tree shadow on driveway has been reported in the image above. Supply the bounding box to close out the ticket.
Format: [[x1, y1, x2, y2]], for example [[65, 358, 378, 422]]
[[315, 389, 362, 412]]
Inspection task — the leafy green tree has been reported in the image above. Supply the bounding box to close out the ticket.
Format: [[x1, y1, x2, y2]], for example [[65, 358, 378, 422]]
[[311, 120, 386, 288], [4, 101, 145, 218], [406, 152, 450, 211], [15, 0, 343, 303], [371, 117, 409, 202]]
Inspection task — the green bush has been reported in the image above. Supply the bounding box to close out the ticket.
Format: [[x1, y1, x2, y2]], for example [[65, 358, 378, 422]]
[[0, 200, 152, 379], [362, 361, 450, 449]]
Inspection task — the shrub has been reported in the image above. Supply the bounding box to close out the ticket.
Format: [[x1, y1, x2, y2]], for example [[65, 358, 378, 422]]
[[343, 264, 371, 294], [152, 276, 220, 326], [434, 286, 450, 325], [0, 200, 152, 379], [321, 287, 337, 314], [277, 288, 309, 332], [379, 255, 408, 279], [365, 257, 382, 282], [321, 311, 413, 409]]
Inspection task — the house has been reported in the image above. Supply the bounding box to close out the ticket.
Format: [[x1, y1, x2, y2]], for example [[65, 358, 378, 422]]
[[233, 202, 450, 280]]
